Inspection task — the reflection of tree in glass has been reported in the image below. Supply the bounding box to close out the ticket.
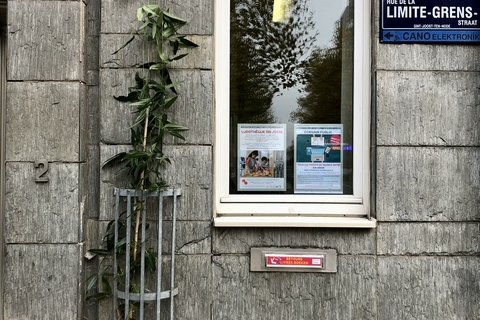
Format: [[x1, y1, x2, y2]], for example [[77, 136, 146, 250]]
[[290, 15, 354, 125], [230, 0, 317, 124]]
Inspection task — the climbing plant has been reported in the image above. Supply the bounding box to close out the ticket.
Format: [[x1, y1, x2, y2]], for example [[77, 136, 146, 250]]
[[86, 5, 197, 320]]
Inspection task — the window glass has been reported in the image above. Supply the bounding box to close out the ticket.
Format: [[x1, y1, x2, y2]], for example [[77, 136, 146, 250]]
[[229, 0, 354, 195]]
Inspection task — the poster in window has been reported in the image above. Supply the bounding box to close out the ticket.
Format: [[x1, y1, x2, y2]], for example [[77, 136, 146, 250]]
[[294, 124, 343, 194], [238, 124, 287, 191]]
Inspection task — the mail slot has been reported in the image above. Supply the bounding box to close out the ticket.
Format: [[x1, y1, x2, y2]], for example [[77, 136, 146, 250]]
[[265, 254, 324, 268], [251, 248, 337, 273]]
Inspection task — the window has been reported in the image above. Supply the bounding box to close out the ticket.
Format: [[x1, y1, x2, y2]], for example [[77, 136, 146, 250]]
[[214, 0, 375, 227]]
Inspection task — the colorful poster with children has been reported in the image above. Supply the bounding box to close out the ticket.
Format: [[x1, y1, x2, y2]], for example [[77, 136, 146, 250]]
[[238, 124, 287, 191], [294, 124, 343, 194]]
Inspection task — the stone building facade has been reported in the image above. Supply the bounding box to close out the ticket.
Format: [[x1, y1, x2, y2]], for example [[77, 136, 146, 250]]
[[0, 0, 479, 319]]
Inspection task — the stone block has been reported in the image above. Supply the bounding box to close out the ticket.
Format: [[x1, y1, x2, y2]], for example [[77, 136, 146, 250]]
[[5, 162, 80, 243], [161, 145, 213, 221], [98, 144, 131, 221], [88, 70, 100, 87], [166, 70, 213, 146], [79, 82, 88, 163], [79, 162, 87, 242], [94, 220, 211, 256], [101, 34, 213, 70], [86, 0, 100, 36], [376, 71, 480, 146], [169, 221, 212, 255], [212, 255, 376, 320], [378, 256, 480, 320], [87, 145, 100, 219], [170, 254, 211, 320], [375, 44, 480, 71], [87, 85, 99, 144], [377, 222, 480, 255], [8, 1, 85, 81], [99, 69, 137, 144], [376, 147, 480, 221], [99, 145, 212, 221], [3, 244, 81, 320], [87, 35, 100, 71], [213, 227, 376, 255], [100, 69, 213, 145], [101, 0, 213, 35], [97, 254, 211, 320], [6, 82, 81, 162]]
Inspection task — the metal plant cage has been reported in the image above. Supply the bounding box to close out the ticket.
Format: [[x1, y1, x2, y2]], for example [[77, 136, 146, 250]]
[[113, 188, 181, 320]]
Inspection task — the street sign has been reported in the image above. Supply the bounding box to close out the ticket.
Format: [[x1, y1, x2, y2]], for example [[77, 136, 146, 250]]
[[380, 0, 480, 43]]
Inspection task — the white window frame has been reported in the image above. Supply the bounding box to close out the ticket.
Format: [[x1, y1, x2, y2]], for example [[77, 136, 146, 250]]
[[213, 0, 375, 228]]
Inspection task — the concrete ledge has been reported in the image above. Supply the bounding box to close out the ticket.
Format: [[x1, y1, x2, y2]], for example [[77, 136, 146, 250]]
[[214, 216, 377, 228]]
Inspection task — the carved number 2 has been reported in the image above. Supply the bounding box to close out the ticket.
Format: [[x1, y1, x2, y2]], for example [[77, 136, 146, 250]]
[[34, 160, 49, 183]]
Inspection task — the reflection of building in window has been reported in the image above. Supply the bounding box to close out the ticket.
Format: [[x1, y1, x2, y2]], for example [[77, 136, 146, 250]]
[[229, 0, 355, 195]]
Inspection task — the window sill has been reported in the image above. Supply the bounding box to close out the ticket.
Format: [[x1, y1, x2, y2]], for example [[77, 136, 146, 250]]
[[214, 216, 377, 228]]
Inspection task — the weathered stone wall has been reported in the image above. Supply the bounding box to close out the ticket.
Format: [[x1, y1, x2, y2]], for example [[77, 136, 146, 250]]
[[373, 0, 480, 319], [4, 0, 86, 319], [3, 0, 480, 319]]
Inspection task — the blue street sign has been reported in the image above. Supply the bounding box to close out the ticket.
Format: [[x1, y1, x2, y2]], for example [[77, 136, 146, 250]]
[[380, 0, 480, 43]]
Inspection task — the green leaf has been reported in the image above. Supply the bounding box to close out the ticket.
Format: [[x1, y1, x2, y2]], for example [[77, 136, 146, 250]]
[[87, 249, 110, 256], [177, 36, 199, 48], [133, 162, 146, 181], [137, 7, 144, 21], [163, 11, 187, 24], [164, 96, 178, 110], [112, 34, 135, 55], [116, 237, 127, 250], [149, 63, 166, 71], [130, 98, 151, 107], [168, 130, 186, 140], [123, 151, 150, 160], [166, 81, 183, 89], [86, 274, 98, 291], [159, 51, 169, 62], [101, 276, 112, 295], [171, 53, 188, 61], [142, 5, 158, 17], [135, 73, 146, 88], [86, 292, 110, 301], [171, 39, 180, 55], [152, 22, 157, 39], [164, 124, 189, 131], [102, 152, 127, 168], [114, 91, 139, 102], [138, 20, 150, 31], [145, 250, 157, 272]]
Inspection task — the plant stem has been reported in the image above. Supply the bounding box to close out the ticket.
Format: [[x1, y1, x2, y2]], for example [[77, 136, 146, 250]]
[[133, 107, 150, 262]]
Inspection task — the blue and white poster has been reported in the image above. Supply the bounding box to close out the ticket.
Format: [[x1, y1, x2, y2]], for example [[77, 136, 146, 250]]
[[380, 0, 480, 43], [294, 124, 343, 194]]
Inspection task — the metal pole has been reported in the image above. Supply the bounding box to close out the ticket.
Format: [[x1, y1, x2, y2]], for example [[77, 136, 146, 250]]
[[113, 190, 120, 320], [156, 192, 163, 319], [169, 189, 178, 319], [124, 191, 132, 319], [139, 191, 147, 319]]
